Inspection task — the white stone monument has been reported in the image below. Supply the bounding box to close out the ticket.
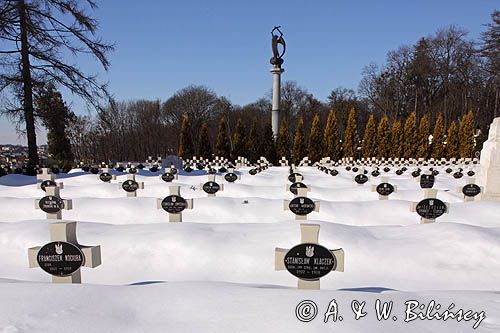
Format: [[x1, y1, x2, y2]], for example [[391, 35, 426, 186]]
[[477, 117, 500, 200]]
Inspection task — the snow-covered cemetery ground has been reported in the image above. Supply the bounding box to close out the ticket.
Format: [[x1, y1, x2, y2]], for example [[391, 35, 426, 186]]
[[0, 163, 499, 332]]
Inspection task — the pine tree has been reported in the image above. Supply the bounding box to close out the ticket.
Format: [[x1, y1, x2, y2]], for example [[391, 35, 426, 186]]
[[292, 117, 306, 164], [376, 115, 391, 159], [342, 107, 358, 158], [178, 115, 194, 160], [34, 83, 75, 171], [308, 114, 323, 162], [323, 110, 341, 162], [459, 111, 475, 158], [246, 120, 260, 163], [361, 114, 376, 158], [390, 120, 404, 158], [261, 123, 277, 164], [215, 117, 231, 159], [197, 122, 212, 159], [416, 114, 430, 159], [446, 121, 459, 159], [276, 121, 290, 160], [430, 113, 446, 159], [232, 118, 247, 159], [403, 112, 417, 159]]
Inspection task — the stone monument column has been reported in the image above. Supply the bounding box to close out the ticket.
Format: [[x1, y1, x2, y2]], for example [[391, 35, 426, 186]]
[[477, 117, 500, 200], [269, 26, 286, 140], [271, 67, 284, 140]]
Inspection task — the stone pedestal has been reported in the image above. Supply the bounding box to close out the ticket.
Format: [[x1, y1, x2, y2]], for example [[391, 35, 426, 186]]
[[478, 117, 500, 201]]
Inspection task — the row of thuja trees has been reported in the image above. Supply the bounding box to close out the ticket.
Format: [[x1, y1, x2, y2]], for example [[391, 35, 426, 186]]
[[178, 108, 481, 165]]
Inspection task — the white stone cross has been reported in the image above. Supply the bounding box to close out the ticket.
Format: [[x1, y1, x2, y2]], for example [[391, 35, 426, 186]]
[[275, 224, 344, 289], [37, 168, 64, 190], [35, 186, 72, 220], [118, 174, 144, 197], [28, 221, 101, 283], [99, 167, 116, 183], [457, 177, 483, 202], [156, 186, 193, 222], [371, 176, 397, 200], [410, 189, 450, 224], [200, 174, 224, 197], [284, 187, 320, 220]]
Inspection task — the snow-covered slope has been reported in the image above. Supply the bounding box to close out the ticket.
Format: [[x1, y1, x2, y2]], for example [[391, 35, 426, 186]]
[[0, 166, 499, 332]]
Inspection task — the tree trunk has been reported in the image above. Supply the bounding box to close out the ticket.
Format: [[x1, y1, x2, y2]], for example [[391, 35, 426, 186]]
[[18, 0, 39, 167]]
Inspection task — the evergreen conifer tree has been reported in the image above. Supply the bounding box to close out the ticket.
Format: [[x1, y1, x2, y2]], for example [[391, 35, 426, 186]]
[[276, 121, 290, 160], [403, 112, 417, 159], [215, 117, 231, 159], [197, 122, 212, 159], [446, 121, 459, 159], [246, 121, 260, 163], [292, 117, 306, 164], [232, 118, 247, 159], [390, 120, 404, 158], [376, 115, 391, 159], [459, 111, 475, 158], [323, 110, 341, 162], [343, 108, 358, 158], [308, 114, 323, 162], [430, 113, 446, 159], [361, 114, 376, 158], [416, 114, 430, 159], [178, 116, 194, 160]]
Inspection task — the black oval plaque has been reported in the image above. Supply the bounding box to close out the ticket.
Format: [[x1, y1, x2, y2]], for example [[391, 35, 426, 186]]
[[208, 168, 217, 174], [184, 166, 193, 173], [249, 169, 257, 175], [453, 172, 463, 179], [383, 167, 390, 173], [432, 170, 439, 176], [330, 169, 339, 176], [40, 180, 57, 192], [196, 163, 205, 170], [129, 167, 137, 174], [412, 170, 421, 178], [289, 197, 315, 216], [352, 167, 359, 173], [219, 167, 227, 173], [202, 181, 220, 194], [396, 169, 403, 175], [376, 183, 394, 196], [81, 165, 90, 172], [50, 167, 60, 175], [371, 170, 380, 177], [37, 241, 84, 277], [462, 184, 481, 197], [149, 165, 159, 173], [288, 173, 302, 183], [446, 168, 453, 174], [345, 166, 351, 171], [90, 167, 99, 174], [415, 198, 447, 219], [284, 243, 336, 280], [467, 170, 475, 177], [290, 182, 307, 195], [354, 174, 369, 184], [420, 174, 435, 189], [224, 172, 238, 183], [122, 180, 139, 192], [99, 172, 113, 182], [161, 195, 187, 213], [39, 196, 64, 213], [161, 172, 175, 182]]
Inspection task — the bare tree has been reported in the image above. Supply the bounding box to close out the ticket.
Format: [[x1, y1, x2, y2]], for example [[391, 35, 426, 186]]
[[0, 0, 114, 168]]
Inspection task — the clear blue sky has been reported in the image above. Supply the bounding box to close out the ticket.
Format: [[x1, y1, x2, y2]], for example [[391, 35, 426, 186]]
[[0, 0, 497, 144]]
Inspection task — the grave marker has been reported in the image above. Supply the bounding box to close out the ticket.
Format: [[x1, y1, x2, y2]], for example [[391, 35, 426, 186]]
[[119, 174, 144, 197], [284, 187, 320, 220], [28, 221, 101, 283], [458, 178, 483, 201], [157, 186, 193, 222], [410, 189, 450, 224], [371, 177, 397, 200], [275, 224, 344, 289], [200, 174, 224, 197], [35, 186, 72, 220]]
